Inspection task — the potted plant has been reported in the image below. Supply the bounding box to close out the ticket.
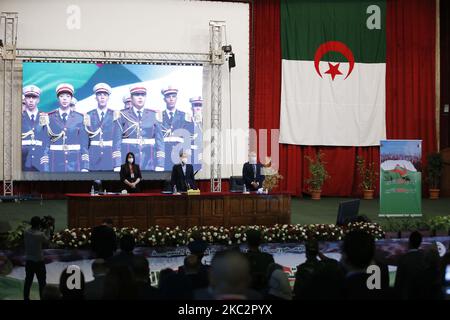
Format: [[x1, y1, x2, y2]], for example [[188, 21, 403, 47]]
[[305, 151, 329, 200], [428, 216, 450, 237], [427, 152, 443, 199], [356, 156, 378, 200], [261, 157, 284, 193]]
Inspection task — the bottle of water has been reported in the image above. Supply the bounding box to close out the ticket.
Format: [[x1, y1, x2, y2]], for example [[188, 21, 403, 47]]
[[243, 184, 248, 194], [90, 185, 95, 195], [173, 185, 177, 194]]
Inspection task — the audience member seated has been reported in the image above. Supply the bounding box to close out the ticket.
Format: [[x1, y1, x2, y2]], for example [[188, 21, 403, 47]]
[[102, 265, 137, 300], [264, 263, 292, 300], [194, 250, 263, 300], [341, 230, 386, 300], [180, 255, 209, 290], [158, 268, 194, 300], [59, 267, 85, 300], [179, 234, 210, 277], [108, 234, 136, 269], [394, 231, 428, 299], [132, 256, 161, 300], [244, 229, 275, 292], [294, 239, 344, 300], [90, 218, 117, 259], [85, 259, 109, 300], [41, 284, 62, 300]]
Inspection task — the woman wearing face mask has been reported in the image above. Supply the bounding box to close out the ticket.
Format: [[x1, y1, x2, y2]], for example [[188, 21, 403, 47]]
[[120, 152, 142, 193], [170, 151, 197, 192]]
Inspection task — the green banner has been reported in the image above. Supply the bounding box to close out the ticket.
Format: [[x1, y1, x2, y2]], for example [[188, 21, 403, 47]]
[[379, 140, 422, 216]]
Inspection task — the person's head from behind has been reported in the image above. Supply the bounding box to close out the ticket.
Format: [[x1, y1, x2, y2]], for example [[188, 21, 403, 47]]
[[132, 255, 150, 283], [267, 265, 292, 300], [120, 234, 135, 253], [409, 231, 422, 250], [209, 250, 251, 297], [246, 229, 262, 250], [188, 236, 208, 260], [342, 230, 375, 271], [305, 239, 319, 260], [126, 152, 135, 165], [91, 259, 108, 278], [158, 268, 176, 289], [59, 267, 85, 300], [103, 265, 137, 300], [30, 216, 41, 230], [102, 218, 113, 228], [184, 254, 200, 275]]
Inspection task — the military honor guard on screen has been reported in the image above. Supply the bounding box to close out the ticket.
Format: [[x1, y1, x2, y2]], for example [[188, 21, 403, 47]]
[[161, 86, 192, 171], [188, 96, 203, 172], [40, 83, 90, 172], [115, 84, 165, 171], [122, 93, 132, 109], [84, 83, 122, 171], [21, 85, 46, 171]]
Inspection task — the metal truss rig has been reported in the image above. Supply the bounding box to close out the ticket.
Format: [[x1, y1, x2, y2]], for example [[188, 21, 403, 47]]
[[1, 12, 18, 196], [16, 49, 210, 65]]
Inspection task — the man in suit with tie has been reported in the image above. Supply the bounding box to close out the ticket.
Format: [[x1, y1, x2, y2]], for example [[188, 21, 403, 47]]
[[40, 83, 89, 172], [85, 83, 121, 171], [21, 85, 46, 171], [242, 151, 265, 191], [161, 86, 191, 171], [171, 151, 197, 192]]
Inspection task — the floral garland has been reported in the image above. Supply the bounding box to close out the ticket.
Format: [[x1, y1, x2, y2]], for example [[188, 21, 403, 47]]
[[49, 223, 385, 249]]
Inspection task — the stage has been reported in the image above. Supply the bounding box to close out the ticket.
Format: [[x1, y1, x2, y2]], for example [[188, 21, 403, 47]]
[[1, 197, 449, 232]]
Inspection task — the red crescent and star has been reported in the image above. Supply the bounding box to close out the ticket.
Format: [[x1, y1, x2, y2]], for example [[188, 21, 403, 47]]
[[314, 41, 355, 81]]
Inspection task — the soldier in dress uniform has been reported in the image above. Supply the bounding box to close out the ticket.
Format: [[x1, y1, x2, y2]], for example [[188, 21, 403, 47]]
[[122, 93, 132, 109], [40, 83, 89, 172], [70, 97, 78, 112], [21, 85, 46, 171], [115, 84, 164, 171], [85, 83, 122, 171], [188, 96, 203, 172], [160, 86, 191, 170]]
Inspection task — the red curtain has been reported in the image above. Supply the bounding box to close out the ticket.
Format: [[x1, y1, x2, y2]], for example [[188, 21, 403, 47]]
[[251, 0, 436, 197]]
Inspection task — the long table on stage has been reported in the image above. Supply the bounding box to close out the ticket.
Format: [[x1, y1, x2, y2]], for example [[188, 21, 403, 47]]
[[66, 192, 291, 229]]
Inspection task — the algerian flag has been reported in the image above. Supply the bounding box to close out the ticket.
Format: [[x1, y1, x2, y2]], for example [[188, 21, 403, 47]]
[[279, 0, 386, 146]]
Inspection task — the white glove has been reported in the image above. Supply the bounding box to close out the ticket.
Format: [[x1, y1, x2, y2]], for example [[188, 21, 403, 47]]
[[113, 167, 121, 172], [155, 166, 164, 172]]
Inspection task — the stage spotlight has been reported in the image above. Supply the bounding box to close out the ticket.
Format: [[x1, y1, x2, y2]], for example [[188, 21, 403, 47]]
[[228, 52, 236, 70], [222, 45, 232, 53]]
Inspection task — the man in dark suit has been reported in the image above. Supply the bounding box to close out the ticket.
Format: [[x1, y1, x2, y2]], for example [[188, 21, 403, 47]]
[[90, 218, 117, 259], [171, 151, 197, 192], [108, 234, 136, 270], [85, 259, 109, 300], [244, 229, 274, 292], [394, 231, 429, 299], [132, 256, 161, 300], [242, 152, 265, 191]]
